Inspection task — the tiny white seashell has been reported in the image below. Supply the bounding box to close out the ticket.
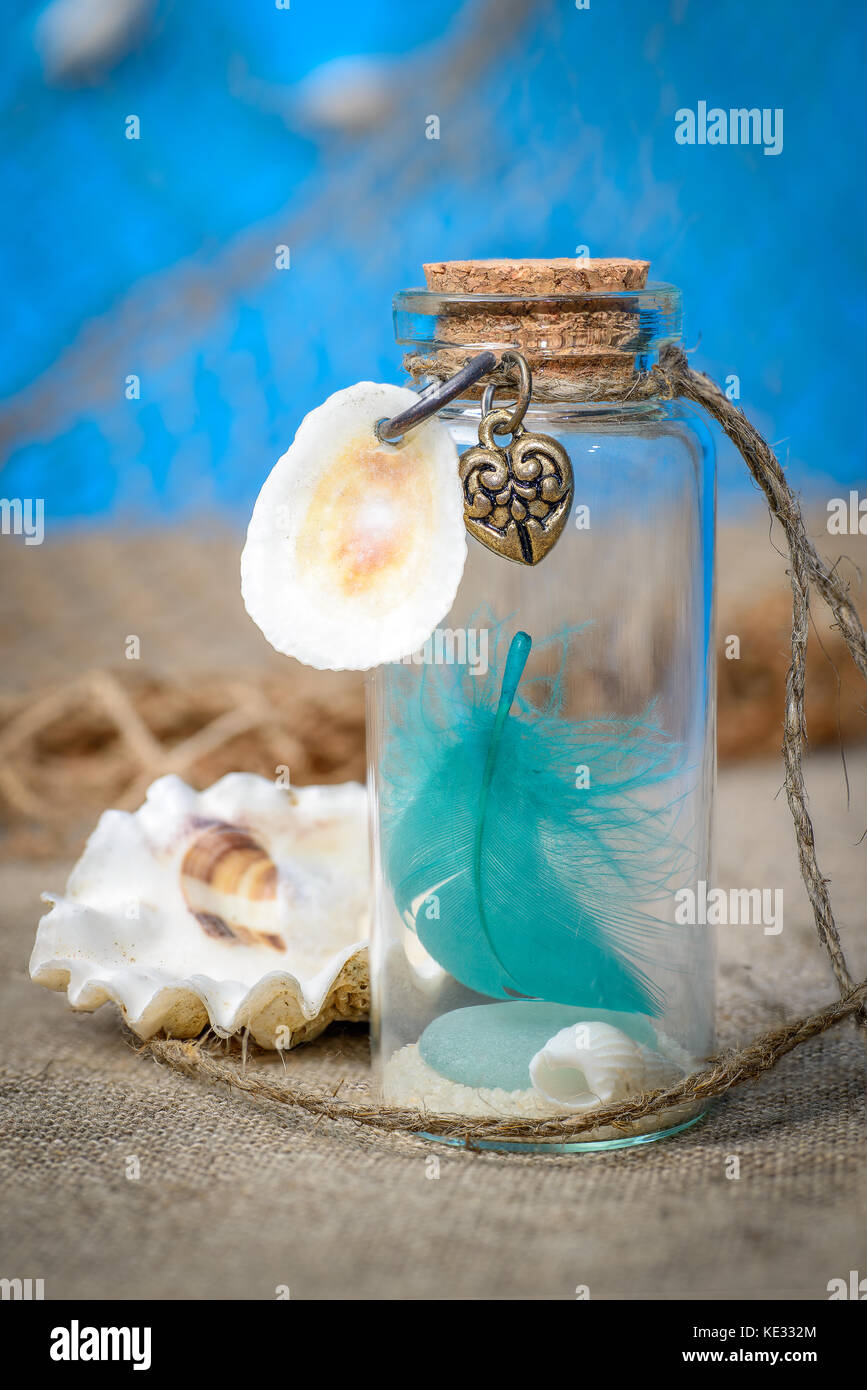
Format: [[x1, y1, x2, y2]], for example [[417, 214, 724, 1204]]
[[241, 381, 467, 671], [528, 1020, 684, 1112], [29, 773, 370, 1049]]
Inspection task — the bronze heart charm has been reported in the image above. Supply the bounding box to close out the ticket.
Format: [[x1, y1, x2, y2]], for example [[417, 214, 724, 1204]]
[[459, 406, 574, 565]]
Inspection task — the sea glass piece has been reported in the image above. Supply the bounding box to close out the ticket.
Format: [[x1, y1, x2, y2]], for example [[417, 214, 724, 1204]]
[[418, 1000, 658, 1092]]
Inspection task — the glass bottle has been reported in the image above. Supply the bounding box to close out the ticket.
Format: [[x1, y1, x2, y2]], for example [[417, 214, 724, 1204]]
[[368, 260, 715, 1151]]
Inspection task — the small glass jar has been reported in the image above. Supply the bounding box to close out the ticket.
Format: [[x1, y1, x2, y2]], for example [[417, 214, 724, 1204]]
[[368, 262, 715, 1151]]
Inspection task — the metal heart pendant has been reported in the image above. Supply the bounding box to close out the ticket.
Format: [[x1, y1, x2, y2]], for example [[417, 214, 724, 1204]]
[[459, 407, 574, 565]]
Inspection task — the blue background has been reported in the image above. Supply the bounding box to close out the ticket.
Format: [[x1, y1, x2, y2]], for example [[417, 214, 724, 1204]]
[[1, 0, 865, 523]]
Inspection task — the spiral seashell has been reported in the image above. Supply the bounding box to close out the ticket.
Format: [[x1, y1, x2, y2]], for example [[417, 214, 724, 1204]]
[[181, 820, 285, 951], [29, 773, 370, 1048], [529, 1020, 683, 1112]]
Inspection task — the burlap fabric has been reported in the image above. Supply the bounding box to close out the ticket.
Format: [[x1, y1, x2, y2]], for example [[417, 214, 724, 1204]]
[[0, 525, 865, 1299]]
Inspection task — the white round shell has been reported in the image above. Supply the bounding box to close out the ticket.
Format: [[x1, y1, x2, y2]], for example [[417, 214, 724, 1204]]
[[528, 1020, 684, 1111], [29, 773, 370, 1049], [241, 381, 467, 671]]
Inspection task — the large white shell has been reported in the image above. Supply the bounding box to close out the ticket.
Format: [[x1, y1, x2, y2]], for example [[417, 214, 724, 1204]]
[[241, 381, 467, 671], [29, 773, 370, 1049], [529, 1020, 684, 1111]]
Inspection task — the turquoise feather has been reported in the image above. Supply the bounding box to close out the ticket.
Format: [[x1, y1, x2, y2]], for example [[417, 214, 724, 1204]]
[[381, 619, 692, 1016]]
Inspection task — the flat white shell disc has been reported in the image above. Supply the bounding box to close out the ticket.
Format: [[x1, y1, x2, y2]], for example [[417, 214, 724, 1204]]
[[241, 381, 467, 670]]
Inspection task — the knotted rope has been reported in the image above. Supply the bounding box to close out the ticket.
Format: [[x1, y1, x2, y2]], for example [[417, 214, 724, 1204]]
[[140, 345, 867, 1143]]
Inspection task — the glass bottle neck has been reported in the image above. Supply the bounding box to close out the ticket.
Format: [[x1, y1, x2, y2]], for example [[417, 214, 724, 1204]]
[[393, 285, 683, 409]]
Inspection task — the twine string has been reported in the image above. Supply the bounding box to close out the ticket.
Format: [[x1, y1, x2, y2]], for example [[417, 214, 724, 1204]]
[[139, 344, 867, 1141], [658, 345, 866, 1022], [136, 980, 867, 1143]]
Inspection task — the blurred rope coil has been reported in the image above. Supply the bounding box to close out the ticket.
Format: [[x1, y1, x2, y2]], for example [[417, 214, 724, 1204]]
[[0, 668, 364, 859]]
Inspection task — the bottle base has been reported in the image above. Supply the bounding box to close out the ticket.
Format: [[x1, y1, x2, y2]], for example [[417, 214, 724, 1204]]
[[418, 1110, 706, 1154]]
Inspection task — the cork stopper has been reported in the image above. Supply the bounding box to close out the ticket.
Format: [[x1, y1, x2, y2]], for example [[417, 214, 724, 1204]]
[[410, 257, 658, 400], [423, 257, 650, 295]]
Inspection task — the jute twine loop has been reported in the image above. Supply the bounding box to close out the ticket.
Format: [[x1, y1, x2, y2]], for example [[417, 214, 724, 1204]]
[[139, 344, 867, 1142], [655, 346, 867, 1027]]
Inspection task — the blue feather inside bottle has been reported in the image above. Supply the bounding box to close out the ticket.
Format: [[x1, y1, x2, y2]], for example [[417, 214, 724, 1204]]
[[381, 618, 693, 1018]]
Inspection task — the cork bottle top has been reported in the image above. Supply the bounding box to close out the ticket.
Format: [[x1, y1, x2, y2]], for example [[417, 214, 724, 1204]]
[[423, 258, 650, 296]]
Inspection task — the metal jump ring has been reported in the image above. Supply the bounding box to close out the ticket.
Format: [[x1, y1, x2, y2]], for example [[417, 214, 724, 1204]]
[[376, 350, 497, 445], [481, 351, 532, 435]]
